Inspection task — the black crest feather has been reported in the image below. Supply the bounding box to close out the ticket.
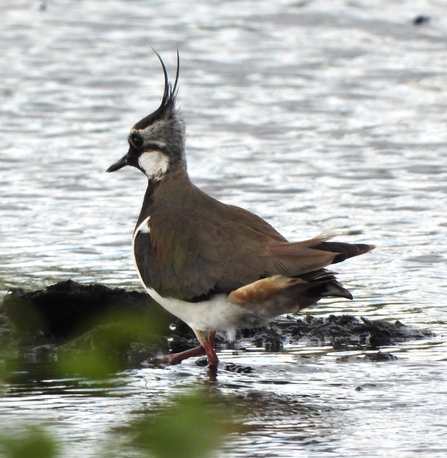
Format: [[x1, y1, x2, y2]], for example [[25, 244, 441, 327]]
[[133, 50, 180, 130]]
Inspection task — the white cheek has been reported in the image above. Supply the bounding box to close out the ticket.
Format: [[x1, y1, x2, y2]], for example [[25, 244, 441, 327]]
[[138, 151, 169, 180]]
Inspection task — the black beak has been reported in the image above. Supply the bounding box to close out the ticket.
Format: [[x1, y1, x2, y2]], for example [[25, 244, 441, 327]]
[[106, 154, 129, 173]]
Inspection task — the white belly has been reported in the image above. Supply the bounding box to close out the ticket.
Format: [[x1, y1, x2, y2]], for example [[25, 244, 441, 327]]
[[145, 287, 270, 341]]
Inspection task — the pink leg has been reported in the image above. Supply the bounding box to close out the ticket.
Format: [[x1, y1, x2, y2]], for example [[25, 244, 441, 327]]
[[201, 331, 218, 368], [166, 344, 206, 365], [197, 331, 218, 381], [165, 330, 219, 380]]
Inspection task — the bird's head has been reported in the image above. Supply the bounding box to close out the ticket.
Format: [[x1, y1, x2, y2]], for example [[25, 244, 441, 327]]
[[107, 51, 185, 180]]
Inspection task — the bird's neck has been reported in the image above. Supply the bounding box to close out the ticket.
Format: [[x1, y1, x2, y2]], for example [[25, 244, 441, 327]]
[[135, 168, 191, 228]]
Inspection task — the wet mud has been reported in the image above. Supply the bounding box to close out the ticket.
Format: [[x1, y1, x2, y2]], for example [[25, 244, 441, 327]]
[[0, 280, 435, 370]]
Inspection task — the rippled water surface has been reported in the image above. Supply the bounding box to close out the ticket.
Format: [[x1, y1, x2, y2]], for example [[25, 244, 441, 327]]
[[1, 0, 447, 456]]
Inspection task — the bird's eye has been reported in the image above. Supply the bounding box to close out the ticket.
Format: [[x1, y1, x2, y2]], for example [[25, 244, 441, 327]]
[[130, 133, 144, 148]]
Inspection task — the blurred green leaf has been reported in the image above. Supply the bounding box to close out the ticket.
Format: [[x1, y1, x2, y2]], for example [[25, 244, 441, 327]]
[[0, 427, 58, 458], [131, 390, 239, 458], [57, 310, 165, 379]]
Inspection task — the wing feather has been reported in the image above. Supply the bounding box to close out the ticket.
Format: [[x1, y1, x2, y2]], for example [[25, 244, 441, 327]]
[[133, 178, 374, 300]]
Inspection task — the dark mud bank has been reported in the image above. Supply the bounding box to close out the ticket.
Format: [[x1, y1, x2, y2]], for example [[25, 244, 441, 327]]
[[1, 280, 435, 369]]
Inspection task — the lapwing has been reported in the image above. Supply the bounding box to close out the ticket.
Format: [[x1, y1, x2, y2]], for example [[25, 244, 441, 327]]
[[107, 52, 375, 376]]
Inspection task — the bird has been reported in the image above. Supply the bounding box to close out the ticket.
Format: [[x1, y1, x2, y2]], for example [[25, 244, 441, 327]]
[[107, 52, 375, 377]]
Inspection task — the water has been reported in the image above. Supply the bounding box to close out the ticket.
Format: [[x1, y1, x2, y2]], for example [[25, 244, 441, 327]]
[[1, 0, 447, 456]]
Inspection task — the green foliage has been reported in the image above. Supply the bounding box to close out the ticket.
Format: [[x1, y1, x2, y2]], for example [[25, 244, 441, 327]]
[[130, 390, 239, 458], [0, 334, 19, 386], [57, 310, 164, 379], [0, 305, 239, 458], [0, 427, 58, 458], [0, 391, 239, 458]]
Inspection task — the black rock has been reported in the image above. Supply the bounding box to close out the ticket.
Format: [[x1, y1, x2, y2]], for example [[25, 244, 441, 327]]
[[2, 280, 177, 339], [337, 351, 398, 363], [224, 363, 254, 374], [365, 351, 398, 362], [361, 316, 433, 349]]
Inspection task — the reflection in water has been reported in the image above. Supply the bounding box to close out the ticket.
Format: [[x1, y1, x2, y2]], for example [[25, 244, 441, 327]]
[[1, 0, 447, 456], [2, 355, 447, 457]]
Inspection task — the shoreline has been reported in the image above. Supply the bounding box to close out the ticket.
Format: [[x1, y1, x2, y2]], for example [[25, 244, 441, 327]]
[[1, 281, 435, 373]]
